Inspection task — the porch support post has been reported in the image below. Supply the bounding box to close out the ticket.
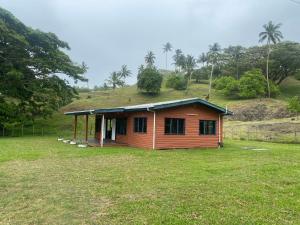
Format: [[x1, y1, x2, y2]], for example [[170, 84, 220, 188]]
[[85, 114, 89, 143], [152, 111, 156, 150], [100, 114, 105, 147], [73, 115, 78, 140], [218, 114, 221, 148]]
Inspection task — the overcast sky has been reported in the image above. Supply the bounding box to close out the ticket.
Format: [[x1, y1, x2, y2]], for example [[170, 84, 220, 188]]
[[1, 0, 300, 87]]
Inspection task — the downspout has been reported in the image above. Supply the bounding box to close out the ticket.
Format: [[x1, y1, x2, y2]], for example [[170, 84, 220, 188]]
[[147, 108, 156, 150]]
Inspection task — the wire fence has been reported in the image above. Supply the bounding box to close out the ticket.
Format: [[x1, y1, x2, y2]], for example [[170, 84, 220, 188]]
[[1, 121, 299, 144], [224, 123, 300, 144]]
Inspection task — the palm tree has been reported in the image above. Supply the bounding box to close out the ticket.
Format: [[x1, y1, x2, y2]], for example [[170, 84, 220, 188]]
[[173, 49, 183, 71], [106, 71, 124, 89], [259, 21, 283, 98], [184, 55, 197, 90], [145, 51, 156, 68], [163, 42, 173, 70], [224, 46, 245, 79], [119, 65, 131, 79], [207, 43, 221, 99], [197, 53, 208, 67]]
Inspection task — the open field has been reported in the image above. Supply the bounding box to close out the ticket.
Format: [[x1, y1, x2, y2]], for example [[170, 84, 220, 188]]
[[0, 137, 299, 224]]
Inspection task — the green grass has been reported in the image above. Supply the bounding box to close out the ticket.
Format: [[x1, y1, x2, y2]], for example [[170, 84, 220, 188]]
[[0, 137, 299, 224]]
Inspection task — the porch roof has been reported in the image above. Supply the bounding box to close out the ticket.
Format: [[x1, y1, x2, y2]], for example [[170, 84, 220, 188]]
[[64, 98, 233, 116]]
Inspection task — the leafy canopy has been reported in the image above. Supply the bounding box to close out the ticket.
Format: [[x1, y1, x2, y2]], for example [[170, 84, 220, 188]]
[[137, 67, 163, 94], [0, 7, 87, 126]]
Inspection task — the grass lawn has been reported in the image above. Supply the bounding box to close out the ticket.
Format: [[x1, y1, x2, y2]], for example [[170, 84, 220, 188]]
[[0, 137, 299, 224]]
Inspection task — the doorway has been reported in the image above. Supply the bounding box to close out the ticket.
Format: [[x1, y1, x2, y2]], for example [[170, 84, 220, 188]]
[[105, 118, 116, 141]]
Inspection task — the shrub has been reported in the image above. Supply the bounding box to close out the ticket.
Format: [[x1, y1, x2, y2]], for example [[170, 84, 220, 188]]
[[137, 68, 163, 94], [288, 96, 300, 119], [165, 73, 187, 90], [213, 76, 239, 97], [239, 69, 266, 98], [269, 81, 280, 97]]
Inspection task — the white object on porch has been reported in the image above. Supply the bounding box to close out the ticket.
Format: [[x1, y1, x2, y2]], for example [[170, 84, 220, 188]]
[[111, 118, 116, 141]]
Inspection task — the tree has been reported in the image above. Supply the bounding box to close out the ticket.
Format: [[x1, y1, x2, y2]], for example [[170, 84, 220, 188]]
[[119, 65, 131, 79], [259, 21, 283, 98], [0, 7, 87, 127], [106, 72, 124, 89], [163, 42, 172, 70], [183, 55, 197, 89], [239, 69, 266, 98], [165, 73, 187, 90], [197, 53, 208, 67], [288, 96, 300, 119], [269, 42, 300, 84], [214, 76, 239, 98], [137, 68, 163, 94], [224, 46, 245, 79], [173, 49, 183, 71], [207, 43, 222, 99], [145, 51, 156, 68]]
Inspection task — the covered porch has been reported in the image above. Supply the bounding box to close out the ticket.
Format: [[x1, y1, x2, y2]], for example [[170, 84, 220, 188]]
[[67, 110, 128, 147]]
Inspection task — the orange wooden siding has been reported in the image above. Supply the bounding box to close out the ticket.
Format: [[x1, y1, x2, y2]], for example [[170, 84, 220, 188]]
[[95, 103, 223, 149], [155, 104, 222, 149]]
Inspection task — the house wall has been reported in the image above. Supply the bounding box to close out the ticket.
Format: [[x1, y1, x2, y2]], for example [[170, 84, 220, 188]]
[[95, 104, 223, 149], [96, 111, 154, 149], [155, 104, 223, 149]]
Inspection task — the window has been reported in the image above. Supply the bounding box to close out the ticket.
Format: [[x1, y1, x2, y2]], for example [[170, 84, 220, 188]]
[[116, 118, 127, 135], [134, 117, 147, 133], [199, 120, 216, 135], [165, 118, 185, 135]]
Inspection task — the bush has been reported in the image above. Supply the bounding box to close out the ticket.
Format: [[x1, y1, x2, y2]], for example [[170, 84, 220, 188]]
[[137, 68, 163, 94], [269, 81, 280, 97], [288, 96, 300, 119], [213, 76, 239, 97], [239, 69, 266, 98], [165, 73, 187, 90]]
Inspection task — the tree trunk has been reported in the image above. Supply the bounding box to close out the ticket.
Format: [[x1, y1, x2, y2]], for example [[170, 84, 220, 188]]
[[166, 52, 168, 70], [209, 64, 214, 98], [236, 62, 239, 79], [266, 42, 271, 98]]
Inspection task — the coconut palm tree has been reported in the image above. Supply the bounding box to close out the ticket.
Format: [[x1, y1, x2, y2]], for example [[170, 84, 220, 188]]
[[163, 42, 173, 70], [106, 71, 124, 89], [197, 52, 208, 67], [173, 49, 183, 71], [184, 55, 197, 90], [145, 51, 156, 68], [259, 21, 283, 98], [207, 43, 221, 99], [119, 65, 131, 79]]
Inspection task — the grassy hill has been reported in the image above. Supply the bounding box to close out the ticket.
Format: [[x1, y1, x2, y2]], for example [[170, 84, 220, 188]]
[[17, 76, 300, 139]]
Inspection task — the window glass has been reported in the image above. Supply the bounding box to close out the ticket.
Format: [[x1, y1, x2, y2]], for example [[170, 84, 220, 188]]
[[134, 117, 147, 133], [116, 118, 127, 135], [165, 118, 185, 135], [199, 120, 216, 135]]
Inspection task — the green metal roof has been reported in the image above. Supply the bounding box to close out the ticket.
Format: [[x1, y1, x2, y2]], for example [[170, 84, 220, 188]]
[[64, 98, 233, 116]]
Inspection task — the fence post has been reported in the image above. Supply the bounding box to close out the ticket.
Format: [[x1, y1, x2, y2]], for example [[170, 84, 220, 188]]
[[32, 125, 35, 136], [21, 124, 24, 136]]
